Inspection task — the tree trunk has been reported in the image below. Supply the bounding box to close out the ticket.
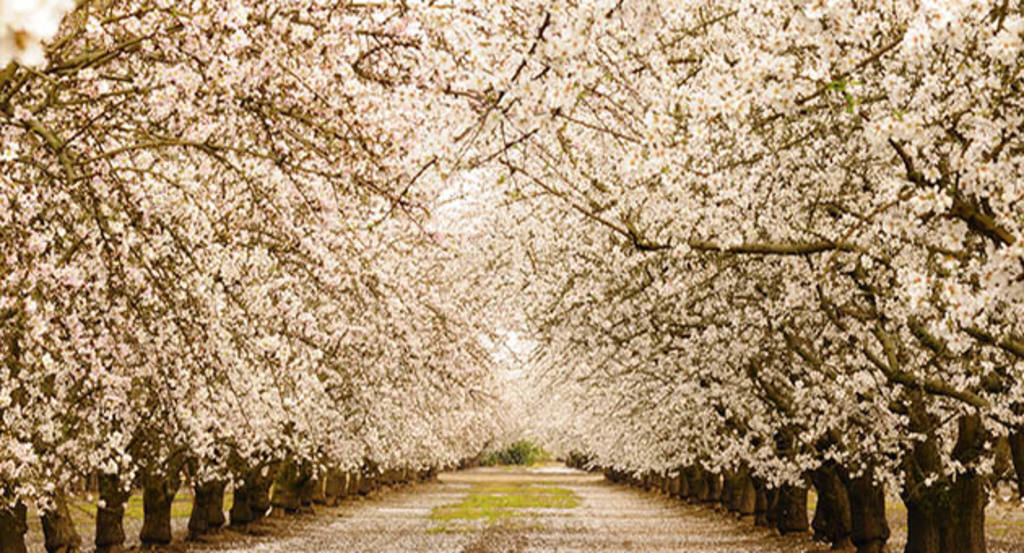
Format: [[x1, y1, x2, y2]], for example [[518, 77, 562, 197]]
[[730, 470, 757, 518], [846, 473, 889, 553], [249, 469, 273, 522], [188, 482, 212, 540], [903, 410, 987, 553], [753, 479, 771, 527], [207, 481, 226, 529], [775, 483, 809, 535], [271, 460, 309, 514], [140, 470, 180, 545], [298, 476, 316, 511], [765, 487, 780, 528], [705, 471, 723, 504], [942, 469, 986, 553], [358, 470, 376, 496], [0, 503, 28, 553], [346, 472, 361, 497], [690, 468, 709, 503], [678, 470, 691, 499], [324, 469, 346, 506], [1009, 429, 1024, 499], [311, 474, 327, 505], [41, 494, 81, 553], [95, 473, 128, 553], [722, 471, 736, 511], [811, 465, 853, 549], [230, 480, 253, 526], [904, 486, 945, 553]]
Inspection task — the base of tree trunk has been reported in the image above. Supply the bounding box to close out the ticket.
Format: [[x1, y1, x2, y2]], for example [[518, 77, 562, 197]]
[[811, 465, 853, 549], [96, 474, 128, 553], [846, 473, 889, 553], [1009, 429, 1024, 499], [140, 471, 180, 545], [249, 471, 273, 522], [230, 481, 253, 526], [753, 480, 770, 527], [775, 484, 809, 535], [207, 482, 226, 529], [41, 494, 81, 553], [0, 503, 28, 553]]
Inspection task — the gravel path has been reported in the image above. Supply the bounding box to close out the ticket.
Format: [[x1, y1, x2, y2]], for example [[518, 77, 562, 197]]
[[193, 466, 820, 553]]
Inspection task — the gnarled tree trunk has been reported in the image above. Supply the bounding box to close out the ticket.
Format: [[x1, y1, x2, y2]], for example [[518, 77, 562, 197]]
[[188, 480, 225, 539], [95, 473, 128, 553], [230, 479, 253, 526], [1009, 429, 1024, 499], [753, 479, 771, 527], [324, 469, 346, 506], [207, 481, 226, 529], [249, 468, 274, 522], [140, 469, 181, 545], [41, 494, 81, 553], [677, 469, 691, 499], [272, 460, 311, 514], [729, 469, 756, 518], [903, 406, 987, 553], [774, 483, 809, 535], [845, 472, 889, 553], [0, 503, 28, 553], [705, 471, 723, 504], [811, 464, 852, 550], [690, 467, 709, 503]]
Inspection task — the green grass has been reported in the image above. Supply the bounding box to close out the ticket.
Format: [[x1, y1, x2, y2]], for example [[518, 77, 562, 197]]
[[480, 440, 549, 467], [428, 483, 579, 533]]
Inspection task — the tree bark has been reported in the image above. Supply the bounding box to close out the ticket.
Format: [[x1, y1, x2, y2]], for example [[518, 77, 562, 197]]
[[677, 470, 691, 499], [722, 471, 736, 510], [346, 472, 361, 496], [311, 474, 327, 505], [689, 467, 709, 503], [95, 473, 128, 553], [669, 474, 680, 497], [324, 469, 346, 506], [0, 503, 28, 553], [811, 464, 853, 549], [845, 472, 889, 553], [139, 470, 181, 545], [249, 468, 273, 522], [753, 479, 771, 527], [765, 486, 780, 528], [41, 494, 81, 553], [1009, 429, 1024, 499], [903, 409, 987, 553], [207, 481, 226, 529], [272, 460, 311, 514], [775, 483, 809, 535], [230, 479, 253, 526], [187, 482, 212, 540], [705, 471, 723, 504], [729, 470, 756, 518], [298, 476, 316, 511]]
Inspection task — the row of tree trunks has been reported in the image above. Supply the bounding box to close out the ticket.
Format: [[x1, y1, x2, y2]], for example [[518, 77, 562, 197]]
[[604, 463, 894, 553], [0, 460, 442, 552]]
